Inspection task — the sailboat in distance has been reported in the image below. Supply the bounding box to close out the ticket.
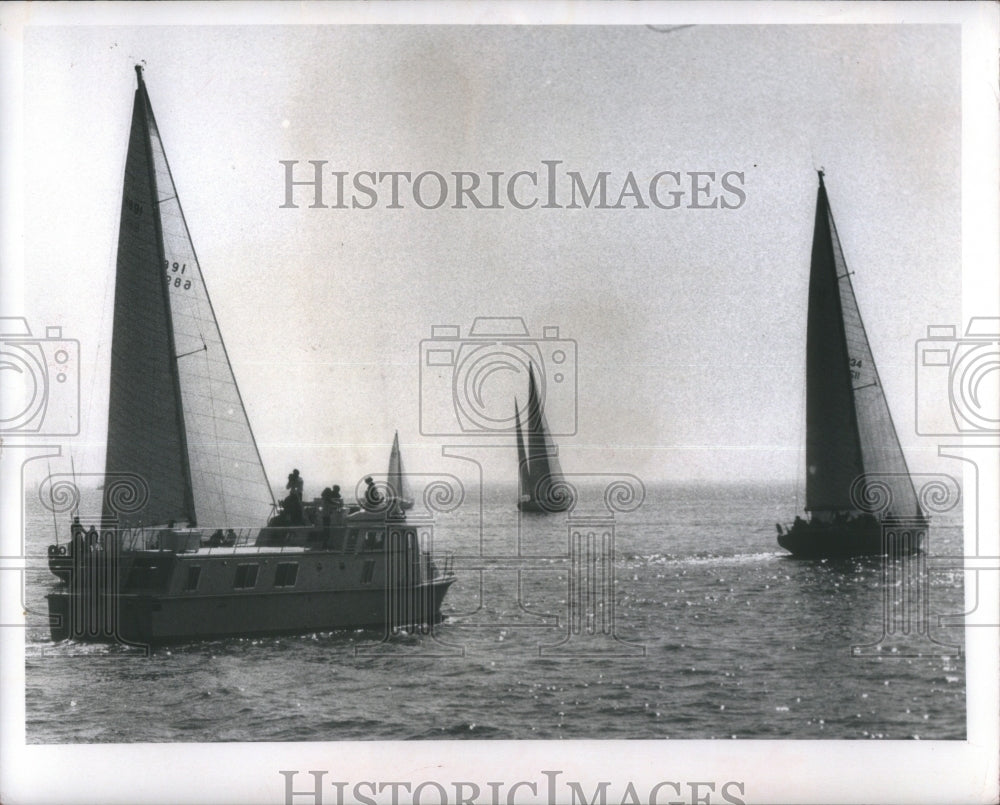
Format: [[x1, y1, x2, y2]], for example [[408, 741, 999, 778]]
[[386, 431, 414, 512], [45, 67, 455, 642], [778, 172, 926, 558], [515, 365, 570, 513]]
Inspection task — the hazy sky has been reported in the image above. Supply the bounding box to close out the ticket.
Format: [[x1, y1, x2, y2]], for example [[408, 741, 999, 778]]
[[15, 22, 965, 493]]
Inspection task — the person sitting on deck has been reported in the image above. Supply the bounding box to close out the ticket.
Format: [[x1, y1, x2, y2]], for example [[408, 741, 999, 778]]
[[363, 476, 383, 509]]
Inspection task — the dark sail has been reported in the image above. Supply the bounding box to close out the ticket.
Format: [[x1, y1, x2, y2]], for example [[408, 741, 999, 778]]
[[104, 67, 274, 528], [514, 399, 530, 500], [516, 364, 567, 511], [524, 364, 562, 491], [103, 70, 192, 528], [805, 173, 920, 516]]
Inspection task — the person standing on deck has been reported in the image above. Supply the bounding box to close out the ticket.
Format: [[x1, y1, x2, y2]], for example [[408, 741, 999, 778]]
[[71, 520, 85, 560], [287, 469, 304, 501]]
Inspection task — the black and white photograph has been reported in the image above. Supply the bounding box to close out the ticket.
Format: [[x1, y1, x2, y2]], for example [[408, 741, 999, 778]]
[[1, 3, 997, 804]]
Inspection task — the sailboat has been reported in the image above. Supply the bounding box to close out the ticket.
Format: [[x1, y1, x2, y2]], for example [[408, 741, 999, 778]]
[[45, 67, 455, 642], [386, 431, 415, 512], [515, 365, 570, 513], [778, 172, 926, 558]]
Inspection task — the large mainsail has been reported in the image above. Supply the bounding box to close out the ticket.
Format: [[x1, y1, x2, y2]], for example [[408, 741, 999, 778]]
[[104, 67, 274, 528], [804, 173, 920, 517]]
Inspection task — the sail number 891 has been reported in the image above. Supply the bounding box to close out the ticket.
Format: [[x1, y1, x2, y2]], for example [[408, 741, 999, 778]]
[[164, 261, 192, 290]]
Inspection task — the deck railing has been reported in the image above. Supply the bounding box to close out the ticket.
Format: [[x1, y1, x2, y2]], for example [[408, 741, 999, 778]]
[[114, 526, 456, 573]]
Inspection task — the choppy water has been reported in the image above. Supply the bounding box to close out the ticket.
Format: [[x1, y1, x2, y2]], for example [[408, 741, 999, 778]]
[[24, 483, 965, 742]]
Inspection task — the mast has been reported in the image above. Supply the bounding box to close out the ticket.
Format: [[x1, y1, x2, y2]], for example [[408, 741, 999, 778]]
[[137, 65, 198, 525]]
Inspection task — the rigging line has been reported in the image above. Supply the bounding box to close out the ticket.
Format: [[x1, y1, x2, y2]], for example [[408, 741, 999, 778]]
[[86, 136, 128, 485], [196, 298, 231, 525], [175, 344, 208, 360]]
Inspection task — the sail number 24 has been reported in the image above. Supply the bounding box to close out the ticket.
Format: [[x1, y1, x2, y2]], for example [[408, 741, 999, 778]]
[[165, 261, 192, 291]]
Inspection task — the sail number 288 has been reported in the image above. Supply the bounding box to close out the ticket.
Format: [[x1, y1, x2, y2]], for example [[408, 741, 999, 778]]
[[164, 261, 192, 291]]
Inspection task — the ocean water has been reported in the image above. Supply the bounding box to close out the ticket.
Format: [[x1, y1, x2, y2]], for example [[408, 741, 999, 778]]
[[23, 482, 966, 742]]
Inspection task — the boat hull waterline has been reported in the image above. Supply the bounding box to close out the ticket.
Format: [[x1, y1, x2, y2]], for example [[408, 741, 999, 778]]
[[778, 517, 926, 559]]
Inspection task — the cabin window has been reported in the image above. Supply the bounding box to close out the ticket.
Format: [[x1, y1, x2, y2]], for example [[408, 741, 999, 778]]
[[123, 558, 172, 592], [346, 529, 359, 552], [274, 562, 298, 588], [361, 560, 376, 584], [183, 566, 201, 592], [363, 530, 385, 551], [233, 563, 259, 589], [125, 564, 157, 590]]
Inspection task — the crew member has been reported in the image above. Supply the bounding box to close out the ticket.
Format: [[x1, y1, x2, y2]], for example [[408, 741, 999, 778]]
[[287, 469, 304, 500]]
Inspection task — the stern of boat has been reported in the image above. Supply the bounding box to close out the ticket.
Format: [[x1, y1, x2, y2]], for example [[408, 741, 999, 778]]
[[778, 515, 927, 558]]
